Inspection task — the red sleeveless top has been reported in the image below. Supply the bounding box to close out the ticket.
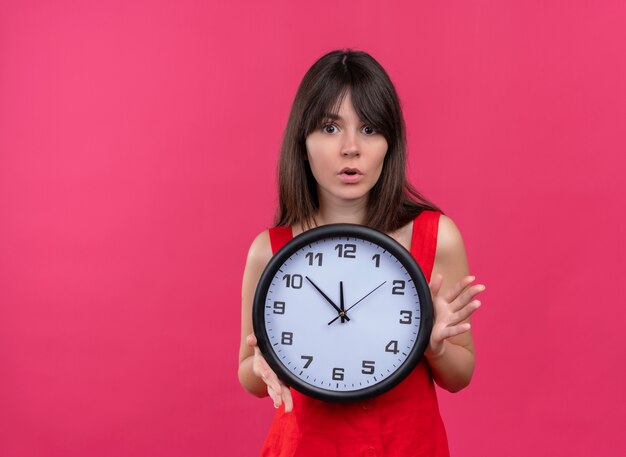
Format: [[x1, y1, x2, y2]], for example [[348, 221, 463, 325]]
[[261, 211, 449, 457]]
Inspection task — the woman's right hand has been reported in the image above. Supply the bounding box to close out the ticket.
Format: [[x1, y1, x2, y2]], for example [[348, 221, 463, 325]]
[[246, 334, 294, 412]]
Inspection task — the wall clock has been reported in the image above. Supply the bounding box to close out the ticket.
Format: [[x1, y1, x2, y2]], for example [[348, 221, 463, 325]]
[[253, 224, 433, 402]]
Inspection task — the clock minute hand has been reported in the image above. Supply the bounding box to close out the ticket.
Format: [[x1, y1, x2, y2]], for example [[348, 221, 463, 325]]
[[339, 281, 346, 323], [328, 281, 387, 325], [305, 276, 350, 322]]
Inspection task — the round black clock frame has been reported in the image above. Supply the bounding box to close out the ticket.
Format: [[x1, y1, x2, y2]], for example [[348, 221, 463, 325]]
[[252, 224, 433, 403]]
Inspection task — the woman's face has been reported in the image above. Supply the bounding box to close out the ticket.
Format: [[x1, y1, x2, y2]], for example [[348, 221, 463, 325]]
[[305, 92, 388, 206]]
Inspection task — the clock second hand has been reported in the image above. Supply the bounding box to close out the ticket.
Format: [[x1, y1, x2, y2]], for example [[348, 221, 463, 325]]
[[327, 281, 387, 325], [305, 276, 350, 322]]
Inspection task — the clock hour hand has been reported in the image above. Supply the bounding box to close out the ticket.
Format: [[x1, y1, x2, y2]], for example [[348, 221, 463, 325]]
[[328, 281, 387, 325], [305, 276, 350, 322]]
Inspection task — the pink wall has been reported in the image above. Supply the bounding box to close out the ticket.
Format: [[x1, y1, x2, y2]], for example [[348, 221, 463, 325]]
[[1, 1, 625, 455]]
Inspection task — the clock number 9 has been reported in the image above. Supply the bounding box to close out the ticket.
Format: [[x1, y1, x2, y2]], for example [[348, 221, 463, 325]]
[[273, 301, 285, 314], [335, 243, 356, 258], [392, 280, 406, 295], [332, 367, 345, 381], [282, 274, 303, 289]]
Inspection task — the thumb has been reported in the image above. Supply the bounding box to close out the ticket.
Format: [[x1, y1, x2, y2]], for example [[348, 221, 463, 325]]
[[246, 334, 258, 348]]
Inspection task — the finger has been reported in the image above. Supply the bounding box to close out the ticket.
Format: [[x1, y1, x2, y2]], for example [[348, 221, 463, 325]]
[[282, 385, 294, 413], [440, 322, 472, 339], [449, 300, 481, 324], [256, 361, 282, 393], [452, 284, 486, 311], [429, 273, 443, 297], [267, 385, 282, 409], [259, 363, 284, 397], [442, 275, 476, 303]]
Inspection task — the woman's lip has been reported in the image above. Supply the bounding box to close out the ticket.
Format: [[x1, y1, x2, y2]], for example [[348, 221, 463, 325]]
[[339, 167, 362, 174], [338, 169, 363, 183]]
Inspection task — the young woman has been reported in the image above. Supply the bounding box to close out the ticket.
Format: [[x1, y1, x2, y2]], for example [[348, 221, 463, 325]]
[[238, 49, 485, 456]]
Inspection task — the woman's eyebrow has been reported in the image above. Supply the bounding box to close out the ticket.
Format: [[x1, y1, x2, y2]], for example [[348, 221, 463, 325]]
[[322, 113, 342, 120]]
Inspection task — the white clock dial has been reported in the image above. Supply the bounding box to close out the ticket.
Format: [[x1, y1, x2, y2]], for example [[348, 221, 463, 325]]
[[254, 225, 432, 402]]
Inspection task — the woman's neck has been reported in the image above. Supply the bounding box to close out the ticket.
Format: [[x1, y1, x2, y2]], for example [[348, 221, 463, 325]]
[[314, 194, 368, 226]]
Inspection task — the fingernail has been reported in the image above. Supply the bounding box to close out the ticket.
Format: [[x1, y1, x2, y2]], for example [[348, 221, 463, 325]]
[[274, 403, 279, 409]]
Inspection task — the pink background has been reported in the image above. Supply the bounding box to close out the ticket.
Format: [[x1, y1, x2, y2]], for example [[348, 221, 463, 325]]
[[1, 1, 625, 455]]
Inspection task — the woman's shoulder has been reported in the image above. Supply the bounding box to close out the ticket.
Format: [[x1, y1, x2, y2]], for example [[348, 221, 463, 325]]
[[245, 229, 273, 270], [435, 214, 468, 263]]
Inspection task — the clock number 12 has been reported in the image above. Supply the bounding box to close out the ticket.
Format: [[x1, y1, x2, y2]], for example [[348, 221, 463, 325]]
[[335, 243, 356, 258]]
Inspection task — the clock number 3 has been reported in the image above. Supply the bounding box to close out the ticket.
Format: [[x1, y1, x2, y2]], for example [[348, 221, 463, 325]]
[[399, 310, 413, 324]]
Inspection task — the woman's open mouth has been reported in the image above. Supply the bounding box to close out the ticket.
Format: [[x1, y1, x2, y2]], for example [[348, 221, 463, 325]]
[[338, 168, 363, 183]]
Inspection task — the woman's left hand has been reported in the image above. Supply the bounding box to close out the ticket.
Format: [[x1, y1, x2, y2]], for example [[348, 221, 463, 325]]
[[426, 274, 485, 358]]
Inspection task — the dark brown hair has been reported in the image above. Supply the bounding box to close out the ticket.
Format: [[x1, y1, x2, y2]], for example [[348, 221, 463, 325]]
[[275, 49, 442, 232]]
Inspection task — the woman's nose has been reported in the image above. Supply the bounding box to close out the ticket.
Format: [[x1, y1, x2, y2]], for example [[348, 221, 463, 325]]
[[341, 131, 360, 157]]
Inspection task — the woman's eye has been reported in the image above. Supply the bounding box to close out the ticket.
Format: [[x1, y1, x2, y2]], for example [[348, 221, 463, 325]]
[[323, 124, 338, 134], [362, 125, 376, 135]]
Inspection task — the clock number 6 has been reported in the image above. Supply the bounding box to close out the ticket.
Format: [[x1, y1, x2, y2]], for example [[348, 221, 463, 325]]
[[332, 367, 345, 381]]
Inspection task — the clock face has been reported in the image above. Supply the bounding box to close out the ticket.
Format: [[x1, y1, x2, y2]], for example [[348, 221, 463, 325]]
[[253, 224, 432, 402]]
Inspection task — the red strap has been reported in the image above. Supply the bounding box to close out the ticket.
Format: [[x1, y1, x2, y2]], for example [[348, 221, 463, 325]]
[[269, 225, 293, 254], [410, 211, 441, 282]]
